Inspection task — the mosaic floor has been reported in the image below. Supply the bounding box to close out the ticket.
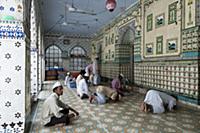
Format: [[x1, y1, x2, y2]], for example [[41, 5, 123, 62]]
[[30, 84, 200, 133]]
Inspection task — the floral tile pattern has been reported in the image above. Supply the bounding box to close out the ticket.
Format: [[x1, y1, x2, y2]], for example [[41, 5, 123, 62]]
[[30, 85, 200, 133]]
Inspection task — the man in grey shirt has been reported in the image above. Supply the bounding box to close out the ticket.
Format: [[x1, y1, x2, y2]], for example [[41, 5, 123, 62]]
[[42, 81, 79, 127]]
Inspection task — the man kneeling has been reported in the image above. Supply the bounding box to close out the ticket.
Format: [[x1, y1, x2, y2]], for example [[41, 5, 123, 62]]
[[140, 90, 176, 114], [42, 81, 79, 127], [89, 85, 122, 104]]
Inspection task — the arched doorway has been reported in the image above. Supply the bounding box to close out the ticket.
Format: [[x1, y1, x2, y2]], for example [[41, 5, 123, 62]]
[[45, 45, 62, 70], [118, 25, 135, 83], [45, 45, 62, 80]]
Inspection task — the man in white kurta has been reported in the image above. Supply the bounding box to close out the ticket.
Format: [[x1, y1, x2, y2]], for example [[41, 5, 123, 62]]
[[77, 78, 89, 99], [143, 90, 176, 113], [42, 82, 79, 126], [76, 70, 85, 91]]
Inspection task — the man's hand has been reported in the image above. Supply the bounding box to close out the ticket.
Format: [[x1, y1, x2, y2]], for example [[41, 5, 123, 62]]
[[74, 111, 79, 116], [68, 106, 79, 116]]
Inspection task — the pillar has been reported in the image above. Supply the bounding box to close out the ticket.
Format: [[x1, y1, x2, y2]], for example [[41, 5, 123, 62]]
[[0, 0, 31, 132]]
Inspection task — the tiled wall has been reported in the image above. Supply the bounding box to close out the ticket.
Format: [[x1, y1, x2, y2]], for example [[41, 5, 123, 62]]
[[95, 0, 200, 104], [133, 36, 141, 62], [0, 0, 32, 132], [182, 26, 199, 54], [134, 62, 199, 102], [0, 21, 26, 132], [100, 62, 131, 81], [0, 0, 23, 21]]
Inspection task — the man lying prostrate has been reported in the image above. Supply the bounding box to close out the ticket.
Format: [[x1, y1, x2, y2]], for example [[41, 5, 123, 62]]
[[140, 90, 176, 114], [89, 85, 122, 104]]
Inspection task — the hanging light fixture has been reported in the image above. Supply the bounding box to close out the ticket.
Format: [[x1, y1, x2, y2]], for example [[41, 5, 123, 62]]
[[106, 0, 117, 12]]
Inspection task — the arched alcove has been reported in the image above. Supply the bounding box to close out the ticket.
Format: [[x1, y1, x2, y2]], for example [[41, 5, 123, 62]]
[[45, 45, 62, 70], [70, 46, 87, 71], [117, 24, 135, 82], [121, 28, 135, 45]]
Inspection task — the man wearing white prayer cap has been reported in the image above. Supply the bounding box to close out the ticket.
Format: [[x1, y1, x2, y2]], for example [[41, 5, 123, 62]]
[[42, 81, 79, 127]]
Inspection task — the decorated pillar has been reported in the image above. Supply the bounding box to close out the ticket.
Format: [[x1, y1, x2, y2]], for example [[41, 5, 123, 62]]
[[0, 0, 31, 132], [30, 0, 38, 101]]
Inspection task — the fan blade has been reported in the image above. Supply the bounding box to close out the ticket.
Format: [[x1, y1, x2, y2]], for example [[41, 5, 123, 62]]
[[70, 9, 96, 15], [65, 3, 96, 15]]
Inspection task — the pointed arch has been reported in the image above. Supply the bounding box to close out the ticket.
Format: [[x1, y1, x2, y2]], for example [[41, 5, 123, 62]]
[[45, 44, 62, 70], [121, 27, 135, 45], [70, 45, 87, 71]]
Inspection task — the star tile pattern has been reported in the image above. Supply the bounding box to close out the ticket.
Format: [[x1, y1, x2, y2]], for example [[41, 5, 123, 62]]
[[15, 41, 21, 47], [5, 77, 11, 83], [0, 20, 25, 132], [15, 112, 21, 118], [15, 65, 21, 71], [30, 85, 200, 133], [31, 50, 38, 100], [15, 89, 21, 95], [5, 101, 11, 107], [30, 3, 39, 101], [5, 53, 11, 59]]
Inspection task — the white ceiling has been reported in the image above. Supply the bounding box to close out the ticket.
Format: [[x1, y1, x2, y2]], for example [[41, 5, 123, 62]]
[[40, 0, 138, 37]]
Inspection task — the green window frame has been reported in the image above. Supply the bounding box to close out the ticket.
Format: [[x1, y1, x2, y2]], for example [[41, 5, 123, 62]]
[[156, 36, 163, 54], [147, 14, 153, 32], [168, 2, 177, 24], [105, 36, 108, 46], [108, 50, 111, 59], [111, 33, 114, 44]]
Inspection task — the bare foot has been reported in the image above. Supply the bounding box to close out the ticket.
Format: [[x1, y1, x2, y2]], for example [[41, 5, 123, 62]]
[[53, 123, 65, 127]]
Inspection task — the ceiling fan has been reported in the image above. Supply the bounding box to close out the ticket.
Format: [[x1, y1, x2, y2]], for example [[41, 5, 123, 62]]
[[66, 0, 97, 16], [61, 3, 88, 27], [62, 20, 88, 27]]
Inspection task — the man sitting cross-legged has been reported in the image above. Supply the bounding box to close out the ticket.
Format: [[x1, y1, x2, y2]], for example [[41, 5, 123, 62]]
[[42, 81, 79, 127]]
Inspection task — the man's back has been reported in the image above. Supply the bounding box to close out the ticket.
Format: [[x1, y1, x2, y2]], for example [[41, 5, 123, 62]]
[[97, 85, 116, 97], [111, 78, 121, 90], [77, 78, 88, 94], [144, 90, 165, 113], [157, 91, 176, 111]]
